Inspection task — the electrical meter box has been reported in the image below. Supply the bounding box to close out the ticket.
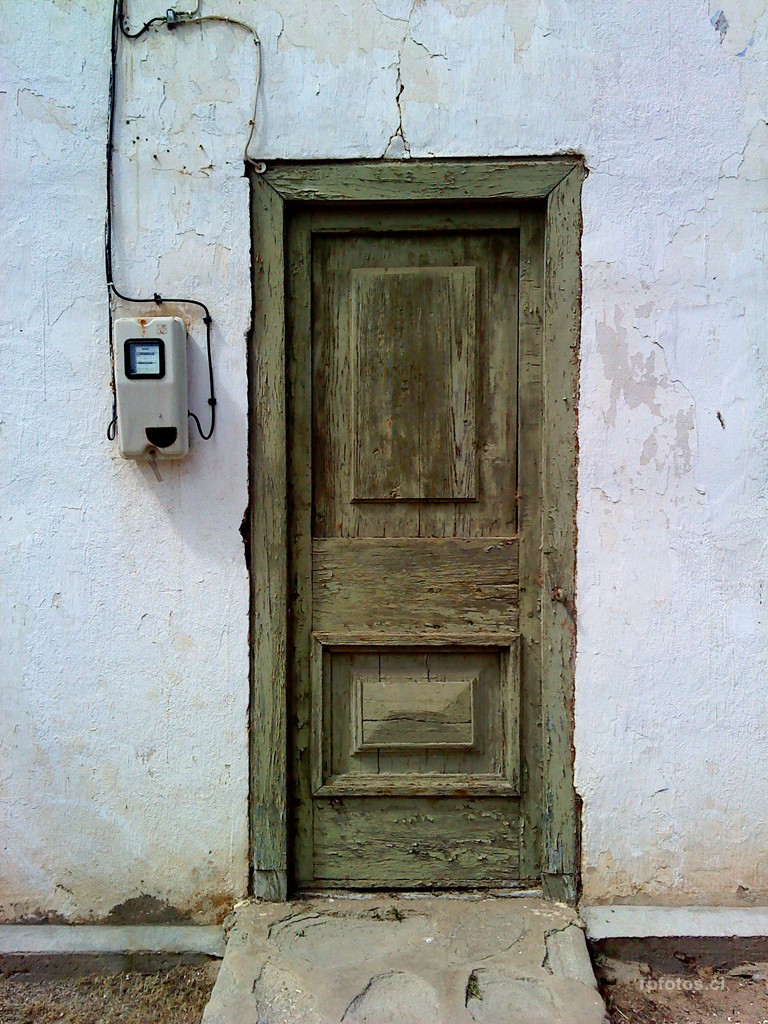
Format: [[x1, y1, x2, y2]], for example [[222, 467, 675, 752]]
[[114, 316, 189, 459]]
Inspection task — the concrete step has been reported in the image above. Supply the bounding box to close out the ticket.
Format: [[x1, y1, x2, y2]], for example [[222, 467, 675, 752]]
[[203, 895, 608, 1024]]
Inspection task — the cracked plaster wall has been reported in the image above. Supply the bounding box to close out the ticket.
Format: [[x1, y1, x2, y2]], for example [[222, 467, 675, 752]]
[[1, 0, 766, 920]]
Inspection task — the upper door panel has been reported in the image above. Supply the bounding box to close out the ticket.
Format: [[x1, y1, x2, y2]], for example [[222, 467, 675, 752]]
[[312, 229, 519, 540]]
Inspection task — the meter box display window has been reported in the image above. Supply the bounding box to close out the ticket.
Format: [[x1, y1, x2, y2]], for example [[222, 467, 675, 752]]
[[114, 316, 189, 459]]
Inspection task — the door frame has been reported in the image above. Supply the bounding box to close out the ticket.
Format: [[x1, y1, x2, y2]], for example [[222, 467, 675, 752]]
[[248, 158, 583, 903]]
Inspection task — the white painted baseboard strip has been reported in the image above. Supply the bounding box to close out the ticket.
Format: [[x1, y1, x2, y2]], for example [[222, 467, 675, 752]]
[[0, 925, 225, 957], [582, 906, 768, 940]]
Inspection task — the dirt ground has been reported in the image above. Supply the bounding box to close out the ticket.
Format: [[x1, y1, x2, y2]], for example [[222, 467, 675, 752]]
[[0, 964, 217, 1024], [598, 957, 768, 1024], [3, 958, 768, 1023]]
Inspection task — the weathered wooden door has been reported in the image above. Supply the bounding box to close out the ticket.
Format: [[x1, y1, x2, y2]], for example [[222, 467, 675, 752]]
[[288, 203, 544, 889]]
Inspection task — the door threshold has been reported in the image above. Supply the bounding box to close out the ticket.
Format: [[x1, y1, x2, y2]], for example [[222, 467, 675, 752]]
[[204, 892, 605, 1024]]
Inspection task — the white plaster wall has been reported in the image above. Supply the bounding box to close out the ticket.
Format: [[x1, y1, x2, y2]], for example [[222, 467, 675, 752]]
[[0, 0, 253, 923], [1, 0, 766, 919]]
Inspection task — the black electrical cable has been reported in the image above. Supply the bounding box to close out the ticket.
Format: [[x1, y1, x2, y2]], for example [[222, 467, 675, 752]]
[[105, 0, 216, 442], [119, 14, 165, 39], [112, 287, 217, 440], [105, 0, 121, 438]]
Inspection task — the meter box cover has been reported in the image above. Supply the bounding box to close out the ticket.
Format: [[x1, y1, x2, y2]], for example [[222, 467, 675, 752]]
[[113, 316, 189, 459]]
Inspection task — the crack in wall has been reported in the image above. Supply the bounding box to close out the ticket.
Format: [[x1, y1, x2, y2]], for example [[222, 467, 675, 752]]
[[410, 36, 448, 60], [373, 0, 412, 24], [380, 1, 423, 158], [384, 57, 411, 158]]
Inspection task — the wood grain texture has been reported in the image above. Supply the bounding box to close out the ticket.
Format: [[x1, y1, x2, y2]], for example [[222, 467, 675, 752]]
[[303, 205, 522, 235], [264, 162, 581, 896], [312, 228, 518, 540], [314, 774, 518, 798], [313, 538, 519, 637], [313, 643, 519, 799], [249, 173, 288, 891], [541, 165, 582, 899], [297, 214, 526, 887], [327, 650, 497, 778], [313, 797, 520, 886], [351, 266, 478, 501], [516, 205, 546, 884], [264, 159, 574, 202], [358, 676, 475, 749], [312, 631, 519, 647], [287, 212, 317, 884]]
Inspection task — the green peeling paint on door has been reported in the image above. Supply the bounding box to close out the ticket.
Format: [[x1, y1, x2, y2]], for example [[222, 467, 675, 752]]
[[249, 161, 582, 901]]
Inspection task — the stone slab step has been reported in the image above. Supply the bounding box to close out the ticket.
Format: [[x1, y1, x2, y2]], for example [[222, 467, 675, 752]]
[[203, 895, 607, 1024]]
